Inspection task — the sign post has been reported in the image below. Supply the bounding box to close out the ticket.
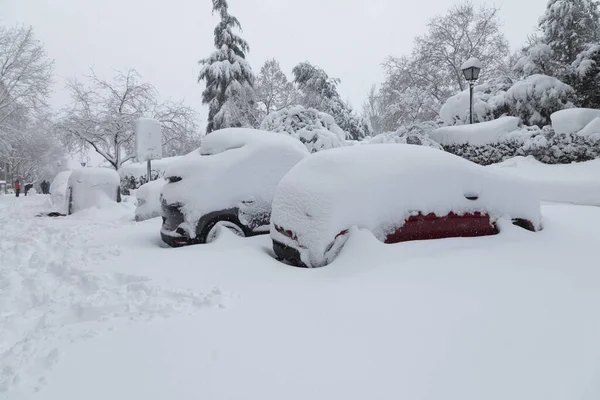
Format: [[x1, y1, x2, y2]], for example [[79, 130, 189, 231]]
[[135, 118, 163, 183]]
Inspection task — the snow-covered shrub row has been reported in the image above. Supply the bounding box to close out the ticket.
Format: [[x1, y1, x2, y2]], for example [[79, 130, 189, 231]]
[[118, 156, 182, 195], [260, 105, 347, 153], [440, 75, 576, 128], [369, 122, 443, 150], [443, 126, 600, 165]]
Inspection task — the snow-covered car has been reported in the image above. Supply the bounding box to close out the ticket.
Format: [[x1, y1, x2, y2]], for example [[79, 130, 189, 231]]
[[160, 128, 309, 247], [270, 144, 542, 268], [135, 178, 167, 222], [49, 171, 72, 214], [67, 168, 121, 215]]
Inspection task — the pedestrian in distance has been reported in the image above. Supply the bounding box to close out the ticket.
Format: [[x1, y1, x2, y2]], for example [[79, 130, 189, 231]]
[[14, 179, 21, 197]]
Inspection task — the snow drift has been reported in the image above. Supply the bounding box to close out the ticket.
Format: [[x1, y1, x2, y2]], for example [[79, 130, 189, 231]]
[[550, 108, 600, 134]]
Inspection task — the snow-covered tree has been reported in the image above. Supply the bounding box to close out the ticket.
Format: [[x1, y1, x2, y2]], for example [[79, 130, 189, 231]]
[[379, 2, 510, 130], [57, 69, 200, 169], [503, 74, 575, 127], [292, 62, 371, 140], [260, 105, 346, 153], [571, 44, 600, 108], [362, 85, 383, 134], [198, 0, 256, 133], [513, 43, 560, 77], [0, 25, 53, 128], [539, 0, 600, 66], [254, 59, 297, 120]]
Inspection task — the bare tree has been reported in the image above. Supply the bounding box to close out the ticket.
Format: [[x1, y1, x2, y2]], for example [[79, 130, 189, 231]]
[[378, 2, 510, 129], [362, 85, 383, 134], [255, 59, 297, 120], [57, 69, 200, 169], [0, 25, 53, 128]]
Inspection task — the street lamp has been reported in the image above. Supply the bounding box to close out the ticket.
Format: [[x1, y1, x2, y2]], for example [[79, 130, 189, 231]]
[[461, 57, 482, 124]]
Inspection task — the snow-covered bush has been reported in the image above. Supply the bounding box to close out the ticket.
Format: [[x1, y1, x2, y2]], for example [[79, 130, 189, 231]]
[[503, 74, 576, 127], [444, 125, 600, 165], [135, 178, 167, 222], [119, 156, 182, 195], [439, 78, 512, 125], [260, 105, 347, 153], [369, 122, 443, 150]]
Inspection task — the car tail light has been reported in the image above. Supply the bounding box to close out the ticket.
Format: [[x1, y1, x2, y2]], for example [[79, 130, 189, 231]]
[[274, 224, 297, 241], [335, 229, 348, 239], [173, 238, 189, 245]]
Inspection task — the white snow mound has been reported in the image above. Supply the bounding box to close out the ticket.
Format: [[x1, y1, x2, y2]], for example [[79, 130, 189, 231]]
[[430, 117, 525, 146], [550, 108, 600, 134], [271, 144, 542, 268]]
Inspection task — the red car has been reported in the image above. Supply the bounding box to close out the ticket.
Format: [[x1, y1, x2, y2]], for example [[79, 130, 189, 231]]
[[270, 144, 541, 268]]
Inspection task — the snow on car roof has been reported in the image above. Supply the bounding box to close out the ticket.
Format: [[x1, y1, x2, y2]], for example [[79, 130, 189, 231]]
[[161, 128, 309, 237], [271, 144, 541, 267]]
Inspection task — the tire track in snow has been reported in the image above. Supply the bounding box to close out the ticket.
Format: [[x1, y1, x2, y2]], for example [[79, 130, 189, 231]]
[[0, 197, 224, 393]]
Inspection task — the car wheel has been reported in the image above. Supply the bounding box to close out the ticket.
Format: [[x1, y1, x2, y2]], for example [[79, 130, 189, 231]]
[[202, 219, 246, 244]]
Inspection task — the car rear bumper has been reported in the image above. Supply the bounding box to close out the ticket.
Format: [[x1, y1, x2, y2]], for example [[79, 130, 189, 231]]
[[272, 240, 307, 268], [160, 229, 198, 247]]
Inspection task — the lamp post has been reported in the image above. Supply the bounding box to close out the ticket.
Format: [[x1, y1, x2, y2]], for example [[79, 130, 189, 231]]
[[461, 57, 482, 124]]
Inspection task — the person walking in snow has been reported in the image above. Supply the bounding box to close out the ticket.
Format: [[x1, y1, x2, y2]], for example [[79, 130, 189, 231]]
[[14, 179, 21, 197]]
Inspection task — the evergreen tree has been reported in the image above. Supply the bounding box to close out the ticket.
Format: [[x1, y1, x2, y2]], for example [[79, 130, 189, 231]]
[[539, 0, 600, 65], [198, 0, 256, 133], [572, 44, 600, 108], [292, 62, 372, 139]]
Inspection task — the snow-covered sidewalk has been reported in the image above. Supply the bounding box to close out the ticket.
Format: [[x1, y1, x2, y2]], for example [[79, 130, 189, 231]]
[[0, 195, 223, 394]]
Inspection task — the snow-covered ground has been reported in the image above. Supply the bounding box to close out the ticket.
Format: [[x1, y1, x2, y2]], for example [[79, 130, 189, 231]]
[[2, 171, 600, 400], [490, 156, 600, 206]]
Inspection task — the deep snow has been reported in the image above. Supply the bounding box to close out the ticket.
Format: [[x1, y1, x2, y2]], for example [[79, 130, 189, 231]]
[[1, 177, 600, 400]]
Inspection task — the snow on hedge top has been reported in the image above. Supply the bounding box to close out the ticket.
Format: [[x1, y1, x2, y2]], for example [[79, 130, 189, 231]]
[[270, 144, 541, 267], [430, 117, 529, 146], [118, 156, 183, 179], [461, 57, 482, 70], [577, 117, 600, 139], [550, 108, 600, 134], [162, 128, 309, 237], [260, 105, 347, 153]]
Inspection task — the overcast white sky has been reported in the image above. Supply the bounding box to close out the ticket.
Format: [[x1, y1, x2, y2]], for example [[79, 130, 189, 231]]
[[3, 0, 548, 128]]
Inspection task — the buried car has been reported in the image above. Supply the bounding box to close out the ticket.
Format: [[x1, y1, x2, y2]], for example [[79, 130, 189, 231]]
[[271, 144, 542, 268], [160, 128, 309, 247]]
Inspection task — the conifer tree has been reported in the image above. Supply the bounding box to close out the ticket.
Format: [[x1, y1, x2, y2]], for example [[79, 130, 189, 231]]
[[198, 0, 256, 133]]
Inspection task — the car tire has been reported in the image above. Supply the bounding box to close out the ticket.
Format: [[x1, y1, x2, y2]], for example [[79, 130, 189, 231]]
[[199, 215, 247, 244]]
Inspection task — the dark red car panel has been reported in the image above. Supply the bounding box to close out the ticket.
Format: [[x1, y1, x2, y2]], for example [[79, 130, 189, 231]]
[[384, 212, 497, 244]]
